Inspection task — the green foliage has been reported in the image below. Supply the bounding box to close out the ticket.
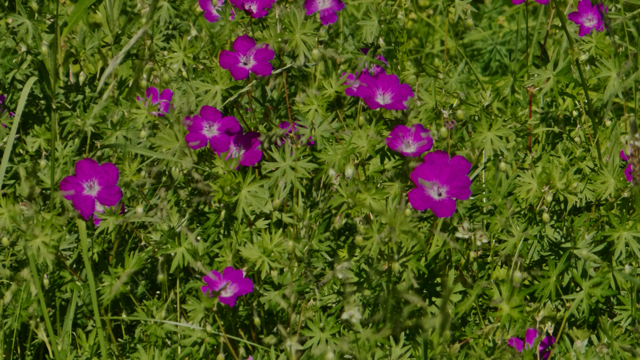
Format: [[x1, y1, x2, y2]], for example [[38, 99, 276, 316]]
[[1, 0, 640, 358]]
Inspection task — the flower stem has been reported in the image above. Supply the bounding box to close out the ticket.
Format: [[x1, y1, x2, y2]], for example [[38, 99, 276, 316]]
[[77, 219, 110, 360], [213, 311, 240, 360], [554, 0, 603, 163], [26, 249, 63, 360]]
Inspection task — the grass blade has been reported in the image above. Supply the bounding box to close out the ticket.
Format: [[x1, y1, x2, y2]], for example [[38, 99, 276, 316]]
[[0, 76, 37, 192], [61, 0, 97, 39]]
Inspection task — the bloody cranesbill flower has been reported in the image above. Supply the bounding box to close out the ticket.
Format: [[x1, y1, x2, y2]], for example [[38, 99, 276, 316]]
[[184, 106, 242, 152], [621, 147, 633, 182], [218, 132, 263, 167], [343, 50, 388, 96], [408, 150, 471, 218], [508, 328, 555, 360], [355, 73, 415, 111], [199, 0, 230, 22], [304, 0, 345, 25], [361, 48, 388, 77], [219, 35, 275, 81], [277, 121, 315, 146], [385, 124, 433, 157], [60, 158, 123, 221], [137, 87, 173, 116], [567, 0, 607, 37], [229, 0, 274, 18], [201, 267, 254, 307]]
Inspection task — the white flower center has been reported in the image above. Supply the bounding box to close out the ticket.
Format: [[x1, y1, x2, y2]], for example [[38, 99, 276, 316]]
[[202, 122, 220, 138], [317, 0, 332, 10], [420, 179, 448, 200], [239, 54, 255, 69], [375, 90, 392, 105], [219, 281, 237, 297], [583, 14, 597, 27], [229, 143, 245, 159], [83, 179, 101, 197], [245, 1, 259, 13], [401, 139, 417, 153]]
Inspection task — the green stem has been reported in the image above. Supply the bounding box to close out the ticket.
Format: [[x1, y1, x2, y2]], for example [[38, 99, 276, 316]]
[[554, 0, 603, 163], [26, 249, 63, 360], [77, 219, 110, 360]]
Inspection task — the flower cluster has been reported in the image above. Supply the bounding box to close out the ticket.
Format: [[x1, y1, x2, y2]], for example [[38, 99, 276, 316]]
[[220, 35, 275, 81], [201, 267, 254, 307], [508, 328, 555, 360], [138, 87, 173, 116], [60, 159, 123, 223], [184, 105, 263, 167]]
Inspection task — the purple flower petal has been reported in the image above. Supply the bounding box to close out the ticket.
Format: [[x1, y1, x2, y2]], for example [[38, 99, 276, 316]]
[[525, 328, 539, 349], [201, 267, 254, 307], [72, 195, 97, 220], [220, 36, 274, 80], [233, 35, 257, 53], [625, 164, 633, 182], [508, 337, 524, 353], [146, 87, 160, 104]]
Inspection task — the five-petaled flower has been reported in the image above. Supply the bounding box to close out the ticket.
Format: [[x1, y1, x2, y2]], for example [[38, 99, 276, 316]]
[[184, 106, 242, 152], [304, 0, 345, 25], [355, 73, 415, 111], [567, 0, 607, 37], [621, 146, 633, 182], [508, 328, 555, 360], [138, 87, 173, 116], [229, 0, 275, 18], [408, 151, 471, 218], [343, 49, 388, 96], [219, 35, 275, 81], [218, 132, 263, 168], [386, 124, 433, 157], [277, 121, 315, 147], [201, 267, 254, 307], [60, 158, 123, 222]]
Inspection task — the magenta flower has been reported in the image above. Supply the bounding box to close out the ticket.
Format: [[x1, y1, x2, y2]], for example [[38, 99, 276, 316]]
[[355, 73, 415, 111], [199, 0, 231, 22], [567, 0, 607, 37], [386, 124, 433, 157], [621, 147, 633, 182], [508, 328, 555, 360], [408, 151, 471, 218], [60, 159, 123, 221], [219, 35, 275, 81], [229, 0, 274, 18], [218, 132, 263, 167], [277, 121, 315, 146], [343, 50, 388, 96], [361, 48, 388, 77], [137, 87, 173, 116], [304, 0, 345, 25], [201, 267, 254, 307], [184, 106, 242, 152]]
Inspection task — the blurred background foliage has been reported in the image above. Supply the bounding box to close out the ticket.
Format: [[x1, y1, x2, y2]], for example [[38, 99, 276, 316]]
[[1, 0, 640, 357]]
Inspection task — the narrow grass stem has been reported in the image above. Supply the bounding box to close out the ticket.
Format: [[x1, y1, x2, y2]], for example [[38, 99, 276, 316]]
[[554, 0, 603, 163], [77, 219, 110, 360], [213, 311, 240, 360], [26, 250, 62, 360]]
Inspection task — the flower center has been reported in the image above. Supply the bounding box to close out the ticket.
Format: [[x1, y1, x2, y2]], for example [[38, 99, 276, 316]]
[[239, 54, 255, 69], [421, 180, 448, 200], [218, 281, 238, 297], [375, 90, 392, 105], [229, 143, 245, 159], [202, 122, 220, 138], [583, 14, 597, 27], [244, 1, 259, 13], [401, 139, 417, 154], [317, 0, 332, 10], [83, 179, 101, 197]]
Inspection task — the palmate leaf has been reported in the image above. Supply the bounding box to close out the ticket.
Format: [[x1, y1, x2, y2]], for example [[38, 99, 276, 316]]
[[233, 172, 270, 219], [262, 145, 318, 194], [471, 117, 512, 158], [603, 215, 640, 261]]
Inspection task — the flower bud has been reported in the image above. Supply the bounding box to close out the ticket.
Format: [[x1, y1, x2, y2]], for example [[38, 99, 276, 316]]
[[542, 212, 550, 223], [157, 273, 165, 282], [1, 237, 9, 247], [206, 324, 213, 333], [253, 316, 261, 328], [140, 79, 148, 89], [43, 274, 49, 288], [41, 42, 49, 56], [286, 240, 295, 254], [404, 208, 411, 216], [545, 193, 553, 203], [311, 48, 321, 61], [140, 129, 148, 139], [355, 235, 364, 246], [162, 73, 170, 83], [79, 71, 86, 85], [136, 204, 144, 214], [499, 161, 507, 172], [216, 353, 225, 360], [181, 70, 188, 78], [439, 127, 449, 139], [605, 119, 611, 127], [272, 198, 281, 209], [574, 136, 581, 145], [456, 109, 464, 120], [358, 116, 365, 126], [39, 159, 47, 171], [344, 163, 355, 179]]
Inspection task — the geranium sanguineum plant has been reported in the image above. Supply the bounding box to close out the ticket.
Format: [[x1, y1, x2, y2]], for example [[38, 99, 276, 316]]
[[184, 105, 242, 152], [60, 159, 123, 222], [137, 87, 173, 116], [408, 151, 471, 218], [201, 267, 254, 307], [219, 35, 275, 81], [229, 0, 274, 18], [304, 0, 345, 25], [355, 73, 414, 111], [621, 147, 633, 182], [567, 0, 608, 37], [218, 132, 263, 168], [508, 328, 555, 360], [385, 124, 433, 157], [277, 121, 314, 147]]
